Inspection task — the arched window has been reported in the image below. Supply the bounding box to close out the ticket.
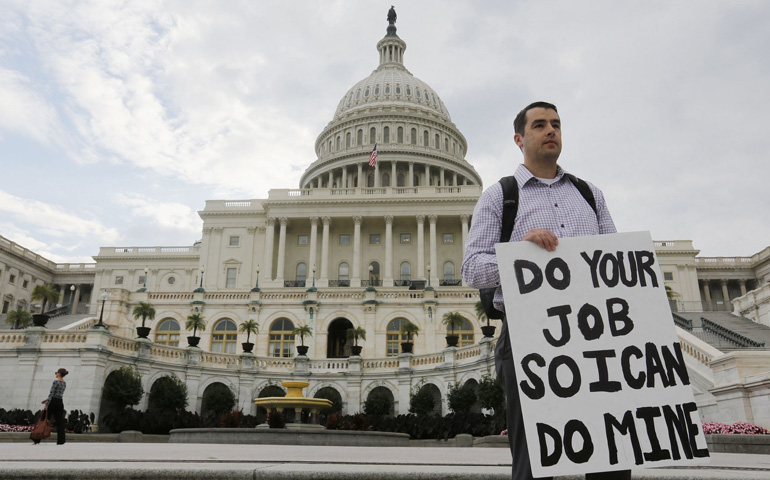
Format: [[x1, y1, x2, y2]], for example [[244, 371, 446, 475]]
[[435, 134, 440, 148], [397, 127, 403, 143], [444, 261, 455, 282], [423, 130, 429, 146], [211, 319, 237, 353], [397, 173, 405, 187], [444, 138, 449, 151], [338, 262, 349, 286], [269, 319, 295, 358], [386, 318, 412, 356], [336, 136, 341, 150], [369, 261, 380, 285], [155, 319, 180, 347], [382, 172, 390, 187], [453, 318, 475, 347], [410, 128, 417, 145], [346, 132, 351, 148], [370, 127, 376, 144], [296, 263, 307, 286], [400, 262, 411, 281], [383, 126, 390, 143], [357, 129, 363, 145], [413, 174, 420, 187]]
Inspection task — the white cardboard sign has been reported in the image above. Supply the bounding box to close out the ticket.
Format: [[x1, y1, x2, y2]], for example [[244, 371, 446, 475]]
[[496, 231, 710, 476]]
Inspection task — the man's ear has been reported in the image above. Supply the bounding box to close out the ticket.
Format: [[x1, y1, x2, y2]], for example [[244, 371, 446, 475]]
[[514, 133, 524, 149]]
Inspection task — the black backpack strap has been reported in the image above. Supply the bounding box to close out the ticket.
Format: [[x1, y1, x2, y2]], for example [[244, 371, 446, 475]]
[[498, 176, 519, 243], [564, 173, 597, 214]]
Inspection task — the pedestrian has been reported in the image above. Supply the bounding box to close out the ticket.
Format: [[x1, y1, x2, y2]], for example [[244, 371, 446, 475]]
[[42, 367, 68, 445], [461, 102, 630, 479]]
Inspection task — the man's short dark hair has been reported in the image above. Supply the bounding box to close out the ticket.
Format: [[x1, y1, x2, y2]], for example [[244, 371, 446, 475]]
[[513, 101, 558, 135]]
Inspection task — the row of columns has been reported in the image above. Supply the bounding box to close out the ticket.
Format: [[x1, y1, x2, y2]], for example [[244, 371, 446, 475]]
[[56, 284, 82, 314], [700, 279, 750, 312], [263, 214, 471, 287], [307, 160, 471, 189]]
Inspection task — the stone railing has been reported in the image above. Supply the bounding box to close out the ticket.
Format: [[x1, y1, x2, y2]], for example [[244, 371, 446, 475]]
[[204, 293, 251, 301], [40, 331, 88, 345], [97, 246, 200, 257], [308, 359, 350, 371], [149, 293, 195, 301], [0, 333, 26, 344], [0, 234, 57, 270], [65, 317, 98, 331], [362, 358, 400, 370], [267, 185, 483, 201], [376, 291, 424, 300], [411, 352, 445, 367], [54, 263, 96, 272], [108, 337, 140, 353], [695, 256, 755, 267], [677, 327, 721, 385], [702, 318, 765, 348]]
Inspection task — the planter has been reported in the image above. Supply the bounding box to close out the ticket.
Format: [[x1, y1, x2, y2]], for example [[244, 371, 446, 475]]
[[187, 336, 201, 347], [136, 326, 151, 339], [445, 334, 459, 347], [400, 342, 414, 354], [31, 314, 49, 327], [296, 345, 309, 356], [242, 342, 255, 353], [481, 325, 496, 338], [351, 345, 363, 356]]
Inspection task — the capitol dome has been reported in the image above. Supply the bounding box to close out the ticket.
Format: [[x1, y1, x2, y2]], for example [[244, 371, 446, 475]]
[[300, 16, 481, 190]]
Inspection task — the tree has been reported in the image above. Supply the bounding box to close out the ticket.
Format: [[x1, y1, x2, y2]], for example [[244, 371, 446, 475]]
[[239, 319, 259, 343], [409, 385, 436, 415], [102, 366, 144, 411], [399, 321, 420, 342], [447, 382, 477, 414], [665, 285, 679, 300], [185, 313, 207, 337], [5, 307, 31, 329], [442, 311, 465, 335], [201, 383, 236, 418], [132, 302, 156, 329], [477, 375, 505, 414], [363, 389, 392, 416], [475, 300, 490, 327], [346, 326, 367, 346], [292, 324, 313, 346], [31, 284, 59, 314], [148, 374, 188, 413]]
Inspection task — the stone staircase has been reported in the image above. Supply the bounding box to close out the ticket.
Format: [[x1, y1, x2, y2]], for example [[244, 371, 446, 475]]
[[674, 311, 770, 351]]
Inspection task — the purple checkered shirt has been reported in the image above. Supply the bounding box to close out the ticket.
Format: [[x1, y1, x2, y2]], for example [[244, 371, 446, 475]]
[[461, 164, 616, 312]]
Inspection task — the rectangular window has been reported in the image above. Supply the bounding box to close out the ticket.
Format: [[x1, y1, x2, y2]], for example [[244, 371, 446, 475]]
[[1, 301, 9, 314], [664, 272, 674, 281], [226, 268, 237, 288], [298, 235, 309, 245], [22, 280, 29, 289], [115, 276, 123, 285], [400, 233, 411, 245], [339, 234, 350, 245], [138, 276, 146, 285], [9, 274, 15, 284], [369, 234, 381, 245], [229, 236, 240, 247], [443, 233, 454, 244]]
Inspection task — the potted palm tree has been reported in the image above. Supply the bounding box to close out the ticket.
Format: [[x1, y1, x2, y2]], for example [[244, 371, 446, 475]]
[[31, 284, 60, 327], [476, 300, 496, 338], [5, 307, 31, 330], [132, 302, 156, 339], [239, 319, 259, 353], [185, 313, 207, 347], [399, 321, 420, 354], [346, 326, 367, 356], [442, 311, 465, 347], [292, 324, 313, 356]]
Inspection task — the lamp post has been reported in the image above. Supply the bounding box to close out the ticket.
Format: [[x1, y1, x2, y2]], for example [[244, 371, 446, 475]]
[[199, 267, 205, 289], [252, 265, 260, 292], [94, 291, 109, 330], [195, 266, 205, 293], [67, 285, 75, 315], [426, 265, 432, 288], [312, 265, 316, 288], [138, 267, 148, 292]]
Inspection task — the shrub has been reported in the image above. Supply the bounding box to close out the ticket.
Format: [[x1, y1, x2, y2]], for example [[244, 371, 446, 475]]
[[409, 386, 436, 415], [267, 410, 285, 429], [477, 375, 505, 414], [363, 390, 392, 416], [702, 421, 769, 435], [149, 375, 188, 413], [201, 383, 236, 421], [102, 366, 144, 411], [447, 382, 477, 414]]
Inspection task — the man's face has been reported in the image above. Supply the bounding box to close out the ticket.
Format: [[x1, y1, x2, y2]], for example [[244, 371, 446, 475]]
[[514, 107, 562, 163]]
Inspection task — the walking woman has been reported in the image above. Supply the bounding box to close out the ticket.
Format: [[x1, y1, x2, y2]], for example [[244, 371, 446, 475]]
[[42, 368, 68, 445]]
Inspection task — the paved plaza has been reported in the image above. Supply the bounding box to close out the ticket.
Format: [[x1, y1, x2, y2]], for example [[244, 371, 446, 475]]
[[1, 442, 770, 479]]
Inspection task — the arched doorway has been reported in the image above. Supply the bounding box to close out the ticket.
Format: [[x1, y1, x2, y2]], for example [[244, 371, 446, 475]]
[[327, 317, 354, 358]]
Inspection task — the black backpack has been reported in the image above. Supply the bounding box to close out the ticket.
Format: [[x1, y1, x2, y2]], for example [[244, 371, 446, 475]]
[[479, 173, 598, 319]]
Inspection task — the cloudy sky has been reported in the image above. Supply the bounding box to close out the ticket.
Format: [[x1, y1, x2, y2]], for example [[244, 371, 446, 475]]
[[1, 0, 768, 263]]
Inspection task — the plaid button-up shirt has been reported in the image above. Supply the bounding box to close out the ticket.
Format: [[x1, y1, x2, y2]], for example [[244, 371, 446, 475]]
[[461, 164, 616, 313]]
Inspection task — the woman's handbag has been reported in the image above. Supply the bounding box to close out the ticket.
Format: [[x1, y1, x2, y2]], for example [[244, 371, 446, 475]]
[[30, 410, 53, 443]]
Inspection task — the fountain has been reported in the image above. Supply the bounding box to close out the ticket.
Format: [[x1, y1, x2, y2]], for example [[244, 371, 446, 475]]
[[254, 380, 332, 430]]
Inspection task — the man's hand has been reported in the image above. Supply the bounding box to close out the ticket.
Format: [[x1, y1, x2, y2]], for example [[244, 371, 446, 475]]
[[523, 228, 558, 251]]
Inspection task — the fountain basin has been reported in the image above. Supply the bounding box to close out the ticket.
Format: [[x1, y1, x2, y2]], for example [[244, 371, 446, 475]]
[[169, 428, 410, 446]]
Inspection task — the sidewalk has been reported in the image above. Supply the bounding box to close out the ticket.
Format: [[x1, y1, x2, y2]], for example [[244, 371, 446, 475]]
[[1, 443, 770, 479]]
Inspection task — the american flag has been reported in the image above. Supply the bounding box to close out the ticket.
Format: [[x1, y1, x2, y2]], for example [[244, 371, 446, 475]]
[[369, 143, 378, 167]]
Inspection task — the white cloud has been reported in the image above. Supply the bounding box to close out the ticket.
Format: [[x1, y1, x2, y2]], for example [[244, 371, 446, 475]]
[[115, 193, 201, 233], [0, 69, 63, 145]]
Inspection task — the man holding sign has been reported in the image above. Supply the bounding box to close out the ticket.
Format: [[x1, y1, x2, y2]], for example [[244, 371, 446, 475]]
[[462, 102, 626, 479]]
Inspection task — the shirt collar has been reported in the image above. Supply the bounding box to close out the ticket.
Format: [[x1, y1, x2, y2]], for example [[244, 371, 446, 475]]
[[514, 164, 567, 187]]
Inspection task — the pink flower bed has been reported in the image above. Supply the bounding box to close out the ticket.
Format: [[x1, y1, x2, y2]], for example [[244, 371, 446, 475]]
[[702, 421, 769, 435], [0, 424, 33, 433]]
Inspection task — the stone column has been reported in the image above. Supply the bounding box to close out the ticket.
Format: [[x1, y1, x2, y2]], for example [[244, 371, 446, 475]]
[[460, 214, 470, 247], [416, 215, 425, 279], [321, 217, 331, 282], [408, 162, 414, 187], [439, 167, 445, 186], [357, 163, 363, 188], [391, 161, 397, 188], [342, 165, 347, 188], [453, 172, 457, 186], [276, 217, 288, 283], [210, 227, 224, 288], [739, 280, 747, 297], [425, 164, 430, 186], [721, 279, 731, 312], [309, 217, 319, 275], [328, 170, 333, 188], [702, 280, 712, 311], [384, 215, 394, 286], [375, 160, 380, 187], [263, 218, 276, 281], [429, 215, 438, 285], [352, 216, 362, 285], [72, 284, 81, 314]]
